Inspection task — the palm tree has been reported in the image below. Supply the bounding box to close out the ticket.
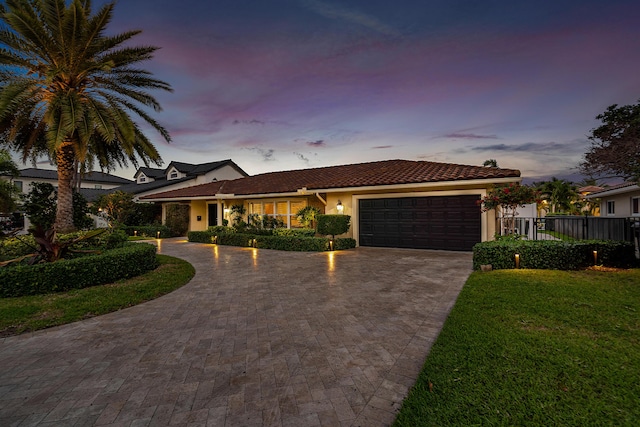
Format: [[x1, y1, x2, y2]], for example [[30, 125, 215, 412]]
[[533, 177, 579, 214], [0, 0, 172, 232]]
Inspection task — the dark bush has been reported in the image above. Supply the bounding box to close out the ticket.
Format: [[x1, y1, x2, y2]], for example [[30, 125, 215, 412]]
[[272, 228, 316, 237], [119, 225, 171, 238], [316, 214, 351, 238], [473, 240, 637, 270], [187, 231, 356, 251], [0, 243, 159, 297]]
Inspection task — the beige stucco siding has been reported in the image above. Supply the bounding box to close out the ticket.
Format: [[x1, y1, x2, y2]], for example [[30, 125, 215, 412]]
[[601, 189, 640, 218], [190, 200, 208, 231]]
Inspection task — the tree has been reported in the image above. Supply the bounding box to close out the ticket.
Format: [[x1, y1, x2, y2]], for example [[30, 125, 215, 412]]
[[21, 181, 92, 229], [94, 191, 136, 227], [0, 148, 20, 212], [483, 159, 499, 168], [580, 100, 640, 183], [479, 183, 539, 235], [0, 0, 172, 233], [533, 177, 579, 214]]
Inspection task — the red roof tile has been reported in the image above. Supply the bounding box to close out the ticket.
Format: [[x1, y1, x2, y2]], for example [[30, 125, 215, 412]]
[[141, 159, 520, 200]]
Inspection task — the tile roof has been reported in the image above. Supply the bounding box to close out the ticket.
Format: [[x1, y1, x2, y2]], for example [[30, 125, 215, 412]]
[[142, 159, 521, 200]]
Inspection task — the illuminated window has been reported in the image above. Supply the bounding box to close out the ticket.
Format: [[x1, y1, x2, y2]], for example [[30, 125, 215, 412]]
[[247, 200, 307, 228]]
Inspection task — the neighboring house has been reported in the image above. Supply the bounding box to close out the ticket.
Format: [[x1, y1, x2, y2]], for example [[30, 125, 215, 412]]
[[586, 182, 640, 218], [142, 159, 521, 251], [117, 160, 249, 200]]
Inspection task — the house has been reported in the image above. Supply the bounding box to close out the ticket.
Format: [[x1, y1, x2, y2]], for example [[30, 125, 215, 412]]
[[1, 168, 133, 202], [141, 159, 521, 251], [586, 182, 640, 218], [116, 160, 249, 200]]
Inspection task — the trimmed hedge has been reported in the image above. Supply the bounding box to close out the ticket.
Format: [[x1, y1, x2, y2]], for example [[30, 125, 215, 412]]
[[272, 228, 316, 238], [187, 231, 356, 251], [119, 225, 171, 238], [473, 240, 638, 270], [317, 214, 351, 237], [0, 243, 159, 298]]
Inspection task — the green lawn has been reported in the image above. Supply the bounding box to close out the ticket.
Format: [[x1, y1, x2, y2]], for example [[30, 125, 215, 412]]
[[394, 268, 640, 426], [0, 254, 194, 336]]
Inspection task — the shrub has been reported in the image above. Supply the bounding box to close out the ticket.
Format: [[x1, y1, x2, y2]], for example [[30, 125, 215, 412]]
[[207, 225, 231, 233], [272, 228, 315, 237], [119, 225, 171, 238], [0, 243, 159, 297], [316, 214, 351, 238], [165, 204, 190, 236], [0, 234, 35, 261], [473, 240, 637, 270], [187, 231, 356, 251]]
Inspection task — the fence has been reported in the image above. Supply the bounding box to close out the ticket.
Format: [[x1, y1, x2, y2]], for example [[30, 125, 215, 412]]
[[496, 216, 640, 247]]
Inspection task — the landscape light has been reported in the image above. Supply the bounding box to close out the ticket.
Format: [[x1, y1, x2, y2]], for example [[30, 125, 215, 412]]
[[515, 253, 520, 269]]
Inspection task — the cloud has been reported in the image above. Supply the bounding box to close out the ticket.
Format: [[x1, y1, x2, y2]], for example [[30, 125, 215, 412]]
[[305, 140, 326, 147], [371, 145, 393, 149], [441, 133, 500, 140], [232, 119, 265, 125], [469, 141, 580, 154], [245, 147, 276, 161], [294, 152, 311, 165], [300, 0, 401, 37]]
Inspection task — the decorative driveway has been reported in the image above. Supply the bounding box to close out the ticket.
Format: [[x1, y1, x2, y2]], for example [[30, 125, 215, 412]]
[[0, 239, 472, 426]]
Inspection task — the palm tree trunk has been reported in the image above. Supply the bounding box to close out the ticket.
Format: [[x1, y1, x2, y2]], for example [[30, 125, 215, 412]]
[[54, 140, 76, 233]]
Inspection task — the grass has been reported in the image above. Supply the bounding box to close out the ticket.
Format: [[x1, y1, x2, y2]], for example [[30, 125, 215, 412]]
[[0, 254, 194, 337], [394, 268, 640, 426]]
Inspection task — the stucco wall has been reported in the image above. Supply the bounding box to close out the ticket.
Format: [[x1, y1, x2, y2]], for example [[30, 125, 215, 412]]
[[190, 200, 208, 231], [601, 189, 640, 218]]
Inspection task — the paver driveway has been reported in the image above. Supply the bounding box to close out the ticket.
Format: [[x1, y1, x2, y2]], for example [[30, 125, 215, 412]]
[[0, 239, 472, 426]]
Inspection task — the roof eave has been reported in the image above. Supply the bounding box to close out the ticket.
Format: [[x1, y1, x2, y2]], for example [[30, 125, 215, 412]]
[[586, 184, 639, 199]]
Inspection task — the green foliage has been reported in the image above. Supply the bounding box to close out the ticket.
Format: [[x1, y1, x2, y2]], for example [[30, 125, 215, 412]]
[[0, 254, 194, 336], [296, 206, 322, 228], [0, 234, 35, 261], [94, 191, 136, 226], [165, 204, 190, 236], [272, 228, 316, 237], [21, 183, 92, 230], [479, 183, 539, 212], [119, 225, 171, 238], [533, 177, 580, 214], [73, 191, 94, 230], [0, 149, 19, 212], [316, 214, 351, 238], [473, 240, 637, 270], [0, 243, 159, 298], [207, 225, 231, 233], [394, 269, 640, 426], [187, 231, 356, 251], [581, 99, 640, 183], [21, 182, 56, 229], [0, 0, 172, 231]]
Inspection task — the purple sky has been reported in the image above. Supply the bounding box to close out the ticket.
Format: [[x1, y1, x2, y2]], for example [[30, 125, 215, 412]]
[[20, 0, 640, 182]]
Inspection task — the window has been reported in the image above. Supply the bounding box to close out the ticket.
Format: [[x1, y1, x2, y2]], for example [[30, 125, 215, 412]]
[[248, 199, 308, 228], [94, 185, 102, 189], [632, 197, 639, 216], [606, 200, 615, 215], [169, 171, 178, 179], [139, 176, 146, 183], [14, 180, 22, 192]]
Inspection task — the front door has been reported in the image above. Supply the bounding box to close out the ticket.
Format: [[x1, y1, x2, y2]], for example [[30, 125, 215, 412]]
[[208, 203, 218, 227]]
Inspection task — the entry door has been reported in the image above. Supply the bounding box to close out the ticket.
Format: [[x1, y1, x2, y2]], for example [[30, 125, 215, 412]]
[[208, 204, 218, 227]]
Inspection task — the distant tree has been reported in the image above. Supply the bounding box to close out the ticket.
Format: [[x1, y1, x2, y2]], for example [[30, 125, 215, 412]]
[[483, 159, 499, 168], [0, 0, 172, 233], [0, 149, 19, 212], [580, 100, 640, 183], [21, 182, 56, 229], [533, 178, 579, 214], [94, 191, 136, 227]]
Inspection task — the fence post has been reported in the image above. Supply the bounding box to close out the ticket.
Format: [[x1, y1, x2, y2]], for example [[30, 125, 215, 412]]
[[582, 214, 588, 240]]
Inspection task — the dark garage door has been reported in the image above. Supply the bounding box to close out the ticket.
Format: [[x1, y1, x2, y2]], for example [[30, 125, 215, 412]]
[[359, 195, 481, 251]]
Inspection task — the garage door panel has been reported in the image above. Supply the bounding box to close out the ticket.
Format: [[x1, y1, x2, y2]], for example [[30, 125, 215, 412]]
[[359, 195, 481, 251]]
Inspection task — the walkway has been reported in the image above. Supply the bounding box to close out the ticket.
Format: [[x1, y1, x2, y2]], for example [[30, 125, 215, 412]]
[[0, 239, 473, 426]]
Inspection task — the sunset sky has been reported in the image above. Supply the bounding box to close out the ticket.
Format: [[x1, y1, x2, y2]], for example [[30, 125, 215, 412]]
[[14, 0, 640, 182]]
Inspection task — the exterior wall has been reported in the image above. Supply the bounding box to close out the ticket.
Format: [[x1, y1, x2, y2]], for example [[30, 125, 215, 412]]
[[601, 189, 640, 218], [190, 200, 208, 231]]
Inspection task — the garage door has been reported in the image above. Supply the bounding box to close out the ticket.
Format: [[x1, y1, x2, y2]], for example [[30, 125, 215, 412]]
[[359, 195, 481, 251]]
